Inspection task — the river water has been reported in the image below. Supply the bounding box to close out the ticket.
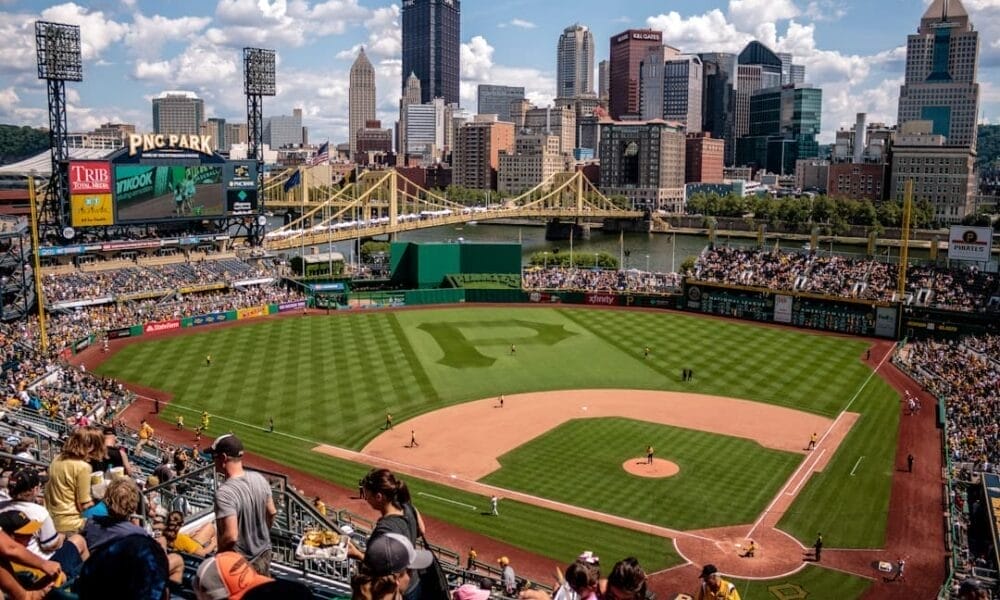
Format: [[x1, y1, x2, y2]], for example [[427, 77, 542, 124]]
[[272, 219, 933, 273]]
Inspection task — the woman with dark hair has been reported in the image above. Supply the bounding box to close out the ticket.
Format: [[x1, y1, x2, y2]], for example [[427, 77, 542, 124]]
[[348, 469, 426, 600], [603, 558, 646, 600]]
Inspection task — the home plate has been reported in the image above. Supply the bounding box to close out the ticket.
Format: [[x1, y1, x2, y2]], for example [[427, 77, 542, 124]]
[[582, 406, 588, 411]]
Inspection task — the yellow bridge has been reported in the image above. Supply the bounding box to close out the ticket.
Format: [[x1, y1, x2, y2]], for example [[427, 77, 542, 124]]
[[262, 168, 644, 251]]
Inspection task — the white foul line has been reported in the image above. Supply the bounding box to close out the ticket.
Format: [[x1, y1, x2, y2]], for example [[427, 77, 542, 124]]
[[849, 456, 865, 477], [417, 492, 476, 511], [785, 449, 825, 496]]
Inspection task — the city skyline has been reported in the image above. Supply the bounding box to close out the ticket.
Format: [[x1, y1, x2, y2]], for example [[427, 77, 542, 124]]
[[1, 0, 999, 147]]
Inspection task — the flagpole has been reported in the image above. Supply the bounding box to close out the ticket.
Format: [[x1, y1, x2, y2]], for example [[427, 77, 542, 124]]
[[570, 226, 574, 269], [619, 230, 624, 271], [299, 166, 305, 271]]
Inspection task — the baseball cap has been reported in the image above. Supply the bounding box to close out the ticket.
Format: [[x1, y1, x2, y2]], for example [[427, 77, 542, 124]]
[[497, 556, 509, 566], [699, 564, 718, 579], [363, 533, 434, 576], [453, 583, 491, 600], [209, 434, 245, 458], [8, 468, 41, 496], [0, 510, 41, 536], [193, 551, 273, 600]]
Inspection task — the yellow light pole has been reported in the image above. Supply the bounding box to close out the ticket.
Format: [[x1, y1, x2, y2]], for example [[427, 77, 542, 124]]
[[27, 172, 48, 353], [896, 180, 913, 300]]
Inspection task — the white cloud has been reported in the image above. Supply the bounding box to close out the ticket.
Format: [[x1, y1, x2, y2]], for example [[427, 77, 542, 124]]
[[727, 0, 799, 28], [499, 18, 536, 29], [0, 12, 40, 74], [40, 3, 127, 61], [132, 41, 239, 88], [646, 10, 751, 53], [335, 4, 400, 60], [124, 14, 212, 58], [0, 87, 20, 113], [458, 36, 554, 112], [803, 0, 847, 21]]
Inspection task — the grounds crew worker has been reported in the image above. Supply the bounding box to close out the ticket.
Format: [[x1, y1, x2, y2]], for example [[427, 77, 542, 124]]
[[697, 564, 740, 600]]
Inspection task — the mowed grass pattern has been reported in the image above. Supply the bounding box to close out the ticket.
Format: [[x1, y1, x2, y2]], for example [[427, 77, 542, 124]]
[[481, 418, 800, 530], [97, 306, 900, 555]]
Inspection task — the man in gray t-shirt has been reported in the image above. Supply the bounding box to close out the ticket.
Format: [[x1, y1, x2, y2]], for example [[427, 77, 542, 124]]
[[211, 434, 277, 576]]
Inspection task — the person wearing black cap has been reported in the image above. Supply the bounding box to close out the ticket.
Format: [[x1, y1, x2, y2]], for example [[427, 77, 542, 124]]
[[351, 533, 433, 600], [696, 564, 740, 600], [211, 433, 277, 577]]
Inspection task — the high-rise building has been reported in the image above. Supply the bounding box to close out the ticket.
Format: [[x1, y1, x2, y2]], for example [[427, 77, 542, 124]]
[[891, 120, 976, 223], [264, 108, 305, 149], [699, 53, 737, 162], [777, 52, 806, 85], [349, 48, 377, 160], [737, 84, 822, 175], [398, 72, 422, 160], [498, 133, 564, 194], [401, 0, 460, 105], [608, 29, 663, 120], [685, 133, 724, 183], [598, 120, 686, 212], [225, 122, 248, 151], [90, 122, 136, 142], [598, 60, 610, 105], [477, 85, 525, 122], [640, 49, 702, 132], [454, 120, 515, 190], [523, 106, 576, 155], [898, 0, 979, 148], [557, 24, 595, 98], [152, 91, 204, 136], [357, 120, 394, 165], [202, 118, 226, 152], [406, 98, 447, 163]]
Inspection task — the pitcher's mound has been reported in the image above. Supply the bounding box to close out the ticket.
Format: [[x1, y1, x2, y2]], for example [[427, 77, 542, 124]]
[[623, 458, 680, 478]]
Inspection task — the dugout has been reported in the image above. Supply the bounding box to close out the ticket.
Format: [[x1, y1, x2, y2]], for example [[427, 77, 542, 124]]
[[291, 252, 345, 278], [389, 242, 521, 288]]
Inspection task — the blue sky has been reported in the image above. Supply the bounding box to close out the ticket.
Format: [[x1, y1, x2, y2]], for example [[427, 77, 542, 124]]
[[0, 0, 997, 146]]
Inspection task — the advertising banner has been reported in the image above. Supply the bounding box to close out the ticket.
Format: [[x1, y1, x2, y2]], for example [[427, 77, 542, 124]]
[[129, 325, 144, 337], [237, 305, 268, 320], [119, 290, 171, 302], [69, 161, 114, 227], [73, 335, 93, 353], [773, 294, 793, 324], [875, 306, 898, 338], [224, 161, 259, 214], [584, 293, 619, 306], [178, 283, 227, 294], [144, 319, 181, 334], [278, 300, 307, 313], [528, 291, 561, 303], [101, 239, 162, 251], [70, 193, 114, 227], [310, 282, 346, 292], [190, 312, 230, 327], [948, 226, 994, 262], [106, 327, 133, 340]]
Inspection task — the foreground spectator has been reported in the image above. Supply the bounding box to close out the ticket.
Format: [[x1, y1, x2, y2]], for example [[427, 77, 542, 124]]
[[351, 533, 433, 600], [211, 434, 277, 576], [43, 427, 104, 534], [80, 478, 183, 584]]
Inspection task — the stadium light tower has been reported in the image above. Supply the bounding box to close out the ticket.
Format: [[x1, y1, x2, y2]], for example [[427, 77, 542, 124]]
[[35, 21, 82, 238], [243, 47, 275, 245]]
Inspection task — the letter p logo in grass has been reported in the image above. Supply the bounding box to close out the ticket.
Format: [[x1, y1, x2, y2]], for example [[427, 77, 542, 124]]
[[417, 320, 577, 368]]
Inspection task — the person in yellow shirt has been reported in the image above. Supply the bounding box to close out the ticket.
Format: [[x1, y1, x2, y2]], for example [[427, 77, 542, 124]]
[[161, 511, 215, 557], [200, 411, 210, 431], [697, 564, 740, 600], [135, 420, 154, 455]]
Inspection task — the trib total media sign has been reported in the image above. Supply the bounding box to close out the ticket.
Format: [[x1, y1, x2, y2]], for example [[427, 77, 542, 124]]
[[68, 161, 114, 227]]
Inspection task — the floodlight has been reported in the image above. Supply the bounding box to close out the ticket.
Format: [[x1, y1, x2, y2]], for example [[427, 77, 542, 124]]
[[35, 21, 82, 82], [244, 48, 276, 96]]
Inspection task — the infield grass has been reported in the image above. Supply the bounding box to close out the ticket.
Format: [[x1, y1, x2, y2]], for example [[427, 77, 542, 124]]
[[97, 306, 900, 562]]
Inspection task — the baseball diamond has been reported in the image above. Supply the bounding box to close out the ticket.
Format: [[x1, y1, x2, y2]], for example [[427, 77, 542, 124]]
[[92, 305, 932, 599]]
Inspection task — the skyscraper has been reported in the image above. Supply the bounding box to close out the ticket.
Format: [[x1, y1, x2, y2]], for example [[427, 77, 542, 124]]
[[401, 0, 461, 105], [894, 0, 979, 223], [598, 60, 610, 105], [777, 52, 806, 85], [477, 85, 525, 121], [897, 0, 979, 148], [349, 48, 377, 160], [731, 41, 783, 165], [737, 84, 822, 175], [557, 24, 595, 98], [699, 52, 736, 160], [398, 72, 422, 160], [608, 29, 663, 120], [152, 91, 204, 136], [640, 49, 702, 132], [263, 108, 305, 149]]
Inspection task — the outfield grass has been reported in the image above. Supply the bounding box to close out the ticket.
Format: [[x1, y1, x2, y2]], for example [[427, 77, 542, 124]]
[[481, 418, 800, 530], [730, 565, 872, 600], [96, 306, 900, 566]]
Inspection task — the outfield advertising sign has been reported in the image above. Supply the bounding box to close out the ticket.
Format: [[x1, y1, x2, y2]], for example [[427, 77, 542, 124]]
[[106, 327, 132, 340], [773, 294, 793, 323], [948, 226, 993, 262], [144, 319, 180, 334], [237, 306, 268, 320], [190, 312, 230, 327], [585, 293, 619, 306], [278, 300, 306, 312], [68, 161, 114, 227]]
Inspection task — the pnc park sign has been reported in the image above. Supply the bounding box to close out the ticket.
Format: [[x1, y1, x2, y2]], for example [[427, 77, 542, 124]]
[[128, 133, 214, 156]]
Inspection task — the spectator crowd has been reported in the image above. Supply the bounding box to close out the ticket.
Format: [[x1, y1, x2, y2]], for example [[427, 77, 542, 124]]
[[522, 268, 682, 294]]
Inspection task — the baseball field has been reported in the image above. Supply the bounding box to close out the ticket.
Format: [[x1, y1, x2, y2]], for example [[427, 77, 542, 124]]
[[95, 306, 906, 599]]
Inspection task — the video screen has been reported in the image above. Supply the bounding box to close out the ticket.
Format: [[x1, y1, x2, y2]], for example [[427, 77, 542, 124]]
[[114, 165, 224, 222]]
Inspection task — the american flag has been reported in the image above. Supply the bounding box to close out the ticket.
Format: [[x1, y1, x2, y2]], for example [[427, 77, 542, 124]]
[[309, 141, 329, 166]]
